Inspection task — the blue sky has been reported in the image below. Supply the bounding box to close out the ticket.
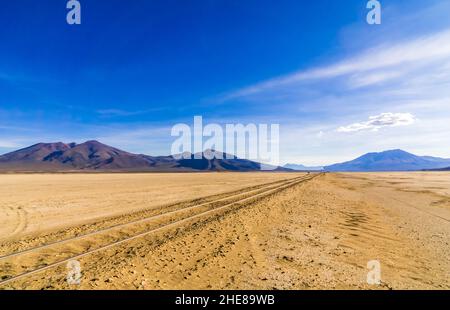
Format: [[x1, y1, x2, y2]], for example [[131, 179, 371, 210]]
[[1, 0, 450, 165]]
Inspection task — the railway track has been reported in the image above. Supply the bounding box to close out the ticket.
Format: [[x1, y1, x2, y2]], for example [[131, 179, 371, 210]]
[[0, 173, 320, 287], [0, 175, 309, 257], [0, 175, 308, 260]]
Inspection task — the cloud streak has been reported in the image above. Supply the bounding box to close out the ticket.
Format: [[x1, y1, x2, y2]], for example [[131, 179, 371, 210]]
[[337, 113, 416, 133], [222, 28, 450, 100], [96, 108, 165, 118]]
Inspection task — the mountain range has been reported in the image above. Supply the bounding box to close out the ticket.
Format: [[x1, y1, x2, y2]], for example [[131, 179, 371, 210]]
[[0, 142, 449, 172], [0, 141, 289, 172]]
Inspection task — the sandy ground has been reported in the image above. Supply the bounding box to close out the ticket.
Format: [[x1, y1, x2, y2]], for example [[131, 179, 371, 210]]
[[0, 173, 295, 242], [0, 172, 449, 290]]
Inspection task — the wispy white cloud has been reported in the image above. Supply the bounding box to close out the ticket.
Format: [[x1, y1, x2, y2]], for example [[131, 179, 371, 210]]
[[337, 113, 416, 133], [96, 107, 164, 117], [0, 140, 22, 148], [348, 70, 405, 89], [96, 109, 139, 117], [221, 28, 450, 100]]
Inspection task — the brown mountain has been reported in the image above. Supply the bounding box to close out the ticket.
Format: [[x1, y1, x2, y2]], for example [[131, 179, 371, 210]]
[[0, 142, 72, 162], [42, 140, 155, 170], [0, 142, 73, 171], [0, 141, 290, 172]]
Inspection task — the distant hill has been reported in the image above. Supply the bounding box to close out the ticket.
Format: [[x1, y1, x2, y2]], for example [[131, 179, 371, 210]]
[[283, 163, 323, 171], [426, 166, 450, 171], [0, 141, 290, 172], [325, 149, 450, 172]]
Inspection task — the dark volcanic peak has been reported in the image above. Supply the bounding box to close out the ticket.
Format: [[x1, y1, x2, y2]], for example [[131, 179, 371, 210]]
[[175, 149, 259, 171], [171, 149, 291, 172]]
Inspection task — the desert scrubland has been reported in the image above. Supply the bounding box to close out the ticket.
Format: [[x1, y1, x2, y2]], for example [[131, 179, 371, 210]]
[[0, 172, 449, 289]]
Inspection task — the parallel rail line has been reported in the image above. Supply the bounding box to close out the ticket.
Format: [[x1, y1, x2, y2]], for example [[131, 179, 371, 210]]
[[0, 173, 320, 286], [0, 175, 307, 261]]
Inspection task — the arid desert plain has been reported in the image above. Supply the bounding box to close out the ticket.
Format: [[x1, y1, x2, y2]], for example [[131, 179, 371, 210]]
[[0, 172, 449, 290]]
